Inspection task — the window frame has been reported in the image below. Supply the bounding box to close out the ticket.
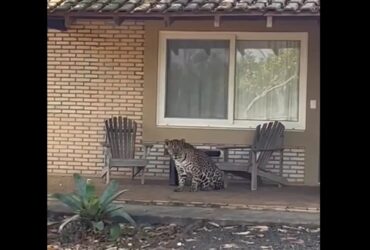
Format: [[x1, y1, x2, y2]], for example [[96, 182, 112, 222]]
[[157, 31, 308, 131]]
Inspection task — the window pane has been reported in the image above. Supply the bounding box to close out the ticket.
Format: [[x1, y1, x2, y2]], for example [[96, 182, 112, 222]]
[[165, 40, 229, 119], [235, 40, 300, 121]]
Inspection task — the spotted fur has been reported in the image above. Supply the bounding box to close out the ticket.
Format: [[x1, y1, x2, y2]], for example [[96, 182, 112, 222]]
[[165, 139, 224, 192]]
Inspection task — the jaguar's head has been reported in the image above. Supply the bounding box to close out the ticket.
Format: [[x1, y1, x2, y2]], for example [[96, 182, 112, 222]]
[[164, 139, 186, 158]]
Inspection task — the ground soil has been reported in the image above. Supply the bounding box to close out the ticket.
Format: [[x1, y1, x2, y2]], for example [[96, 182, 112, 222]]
[[48, 213, 319, 250]]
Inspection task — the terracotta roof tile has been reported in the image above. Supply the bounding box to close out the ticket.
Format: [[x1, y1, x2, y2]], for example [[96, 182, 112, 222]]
[[216, 2, 234, 12], [175, 0, 190, 4], [132, 2, 152, 12], [266, 2, 284, 11], [199, 3, 216, 11], [301, 1, 319, 12], [290, 0, 304, 4], [112, 0, 127, 3], [208, 0, 222, 4], [48, 0, 320, 15], [234, 2, 248, 11], [167, 3, 184, 12], [284, 2, 299, 11], [118, 3, 136, 12], [151, 3, 168, 12], [183, 2, 199, 11]]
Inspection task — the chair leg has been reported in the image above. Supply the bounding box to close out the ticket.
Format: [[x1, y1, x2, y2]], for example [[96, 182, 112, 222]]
[[279, 149, 284, 177], [278, 149, 284, 188], [223, 172, 228, 188], [251, 151, 257, 191], [132, 167, 135, 180], [106, 167, 110, 184], [141, 167, 145, 185]]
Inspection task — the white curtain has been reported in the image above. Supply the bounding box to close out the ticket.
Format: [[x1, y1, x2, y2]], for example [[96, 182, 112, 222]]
[[165, 40, 229, 119], [235, 40, 300, 121]]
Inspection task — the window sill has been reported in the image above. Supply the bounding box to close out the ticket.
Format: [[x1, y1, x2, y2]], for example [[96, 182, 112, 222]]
[[156, 123, 306, 132]]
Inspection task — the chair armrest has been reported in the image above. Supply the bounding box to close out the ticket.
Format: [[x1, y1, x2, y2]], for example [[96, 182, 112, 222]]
[[251, 148, 284, 152], [217, 145, 252, 162], [217, 145, 252, 150], [100, 142, 110, 147], [143, 142, 154, 148], [143, 143, 154, 158]]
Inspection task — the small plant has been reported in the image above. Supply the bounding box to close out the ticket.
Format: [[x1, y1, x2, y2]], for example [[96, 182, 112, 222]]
[[51, 174, 136, 241]]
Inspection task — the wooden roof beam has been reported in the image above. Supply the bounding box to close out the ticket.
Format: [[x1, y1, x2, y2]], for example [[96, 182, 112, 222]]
[[214, 15, 221, 27], [113, 16, 124, 26], [64, 15, 76, 28]]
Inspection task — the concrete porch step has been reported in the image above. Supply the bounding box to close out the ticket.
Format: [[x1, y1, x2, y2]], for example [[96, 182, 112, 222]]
[[48, 199, 320, 226]]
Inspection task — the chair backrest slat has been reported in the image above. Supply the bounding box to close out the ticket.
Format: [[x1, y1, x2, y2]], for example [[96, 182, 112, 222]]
[[118, 116, 123, 159], [105, 116, 137, 159], [253, 121, 284, 150], [251, 121, 285, 168]]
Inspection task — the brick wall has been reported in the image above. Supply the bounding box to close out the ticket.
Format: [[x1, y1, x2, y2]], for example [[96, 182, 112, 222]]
[[47, 20, 305, 183], [48, 20, 145, 176]]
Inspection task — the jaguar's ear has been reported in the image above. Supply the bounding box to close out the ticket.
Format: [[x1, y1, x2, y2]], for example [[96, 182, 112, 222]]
[[180, 138, 185, 143], [164, 148, 169, 156], [164, 139, 169, 146]]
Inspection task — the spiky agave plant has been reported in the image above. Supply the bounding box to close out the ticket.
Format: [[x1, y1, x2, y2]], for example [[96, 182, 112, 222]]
[[51, 174, 136, 240]]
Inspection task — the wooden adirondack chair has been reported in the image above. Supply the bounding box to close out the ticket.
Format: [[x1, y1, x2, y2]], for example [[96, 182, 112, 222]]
[[101, 116, 152, 184], [217, 121, 289, 191]]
